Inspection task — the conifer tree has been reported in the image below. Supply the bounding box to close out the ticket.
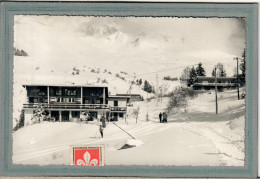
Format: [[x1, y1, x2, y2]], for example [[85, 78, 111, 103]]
[[240, 49, 246, 86], [196, 62, 206, 76], [187, 66, 197, 87]]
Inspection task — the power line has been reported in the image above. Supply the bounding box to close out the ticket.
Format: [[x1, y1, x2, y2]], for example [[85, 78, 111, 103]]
[[123, 60, 221, 79]]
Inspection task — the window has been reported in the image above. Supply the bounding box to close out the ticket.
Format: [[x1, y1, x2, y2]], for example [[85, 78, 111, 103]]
[[68, 90, 71, 95], [114, 101, 118, 106]]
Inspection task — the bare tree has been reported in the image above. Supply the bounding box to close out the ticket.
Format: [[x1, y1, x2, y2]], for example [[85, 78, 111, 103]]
[[158, 83, 169, 102]]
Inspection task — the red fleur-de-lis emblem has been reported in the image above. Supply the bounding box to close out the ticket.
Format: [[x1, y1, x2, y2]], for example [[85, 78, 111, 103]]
[[76, 151, 98, 166]]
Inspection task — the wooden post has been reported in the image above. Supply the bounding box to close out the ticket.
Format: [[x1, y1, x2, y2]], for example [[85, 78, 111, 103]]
[[215, 68, 218, 114], [103, 87, 106, 104], [236, 57, 240, 100], [47, 86, 50, 104], [59, 111, 62, 122], [69, 111, 72, 121], [81, 87, 83, 104]]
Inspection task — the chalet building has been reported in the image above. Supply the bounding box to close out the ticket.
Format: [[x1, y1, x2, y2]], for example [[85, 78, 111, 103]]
[[192, 76, 237, 90], [23, 84, 130, 126], [107, 95, 130, 121]]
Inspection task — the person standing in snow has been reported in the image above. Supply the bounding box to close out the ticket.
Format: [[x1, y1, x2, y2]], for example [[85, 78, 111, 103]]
[[101, 114, 106, 128], [162, 112, 167, 123], [159, 112, 162, 123], [99, 125, 104, 138]]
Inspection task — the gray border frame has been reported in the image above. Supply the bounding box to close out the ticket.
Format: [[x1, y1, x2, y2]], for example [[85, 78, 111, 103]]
[[0, 2, 258, 178]]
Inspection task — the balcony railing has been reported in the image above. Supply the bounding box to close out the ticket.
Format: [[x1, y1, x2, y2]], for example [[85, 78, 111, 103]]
[[23, 103, 110, 110], [193, 83, 236, 87], [110, 107, 127, 111], [23, 103, 127, 112]]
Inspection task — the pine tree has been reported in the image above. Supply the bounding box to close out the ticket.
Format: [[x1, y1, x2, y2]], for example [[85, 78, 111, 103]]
[[220, 69, 226, 77], [187, 66, 197, 87], [143, 80, 153, 93], [212, 69, 216, 77], [144, 80, 148, 92], [195, 62, 206, 76], [139, 79, 142, 85], [240, 49, 246, 86]]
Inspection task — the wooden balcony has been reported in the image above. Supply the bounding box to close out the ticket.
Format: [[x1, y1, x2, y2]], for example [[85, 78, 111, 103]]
[[110, 107, 127, 112], [193, 83, 236, 87], [23, 103, 110, 111]]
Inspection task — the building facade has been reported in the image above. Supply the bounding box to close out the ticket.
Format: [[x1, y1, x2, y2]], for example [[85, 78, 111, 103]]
[[192, 76, 237, 90], [23, 84, 129, 126], [107, 95, 130, 121]]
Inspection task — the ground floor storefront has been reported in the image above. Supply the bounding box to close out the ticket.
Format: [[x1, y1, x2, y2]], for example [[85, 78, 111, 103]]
[[24, 109, 126, 125]]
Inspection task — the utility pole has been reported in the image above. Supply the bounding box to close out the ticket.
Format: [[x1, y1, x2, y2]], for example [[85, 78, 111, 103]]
[[128, 73, 136, 107], [160, 88, 163, 103], [156, 74, 158, 107], [215, 67, 218, 114], [234, 57, 240, 100]]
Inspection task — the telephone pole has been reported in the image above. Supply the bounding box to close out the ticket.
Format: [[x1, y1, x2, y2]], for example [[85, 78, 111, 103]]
[[156, 74, 158, 107], [234, 57, 240, 100], [215, 67, 218, 114]]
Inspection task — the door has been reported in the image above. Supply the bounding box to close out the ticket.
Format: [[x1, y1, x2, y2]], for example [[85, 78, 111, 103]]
[[62, 111, 69, 121], [51, 111, 59, 121], [113, 113, 118, 121]]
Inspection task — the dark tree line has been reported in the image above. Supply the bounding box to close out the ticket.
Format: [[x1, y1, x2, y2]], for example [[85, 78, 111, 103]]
[[143, 80, 154, 93], [186, 62, 206, 87], [14, 48, 28, 56], [136, 79, 143, 85], [163, 76, 178, 81]]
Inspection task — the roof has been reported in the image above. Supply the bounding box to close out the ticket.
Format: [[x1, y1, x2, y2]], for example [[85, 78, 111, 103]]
[[116, 94, 142, 97], [196, 76, 236, 80], [108, 95, 130, 99], [22, 84, 108, 88]]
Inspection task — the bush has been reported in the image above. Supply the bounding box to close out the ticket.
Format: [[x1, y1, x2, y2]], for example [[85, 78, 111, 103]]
[[13, 109, 25, 131], [116, 73, 125, 81], [167, 87, 194, 114], [102, 79, 108, 84], [163, 76, 178, 81]]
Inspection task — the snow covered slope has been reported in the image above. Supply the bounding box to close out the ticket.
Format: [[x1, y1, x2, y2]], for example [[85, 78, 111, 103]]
[[13, 90, 245, 166]]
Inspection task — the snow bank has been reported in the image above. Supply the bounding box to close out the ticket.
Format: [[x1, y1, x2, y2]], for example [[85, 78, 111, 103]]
[[126, 139, 143, 147]]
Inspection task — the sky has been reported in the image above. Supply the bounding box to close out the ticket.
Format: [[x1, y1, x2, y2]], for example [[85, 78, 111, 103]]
[[14, 16, 246, 80]]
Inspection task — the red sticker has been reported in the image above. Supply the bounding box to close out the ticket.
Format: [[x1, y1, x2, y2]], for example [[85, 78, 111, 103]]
[[72, 145, 104, 166]]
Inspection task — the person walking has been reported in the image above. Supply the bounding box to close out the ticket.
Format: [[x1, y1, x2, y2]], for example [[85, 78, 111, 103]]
[[99, 125, 104, 138], [159, 112, 162, 123]]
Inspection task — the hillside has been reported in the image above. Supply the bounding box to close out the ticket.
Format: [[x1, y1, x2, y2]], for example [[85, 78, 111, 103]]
[[13, 56, 181, 128]]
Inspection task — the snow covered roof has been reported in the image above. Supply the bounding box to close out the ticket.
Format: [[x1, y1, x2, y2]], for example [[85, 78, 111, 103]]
[[108, 95, 130, 99], [22, 84, 108, 88]]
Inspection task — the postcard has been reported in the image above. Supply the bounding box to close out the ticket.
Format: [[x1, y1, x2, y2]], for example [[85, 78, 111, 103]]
[[12, 15, 246, 166]]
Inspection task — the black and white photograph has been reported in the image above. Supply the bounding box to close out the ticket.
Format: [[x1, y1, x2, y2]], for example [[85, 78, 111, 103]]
[[12, 16, 246, 166]]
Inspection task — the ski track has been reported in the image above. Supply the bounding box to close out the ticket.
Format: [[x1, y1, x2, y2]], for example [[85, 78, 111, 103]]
[[13, 121, 177, 163]]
